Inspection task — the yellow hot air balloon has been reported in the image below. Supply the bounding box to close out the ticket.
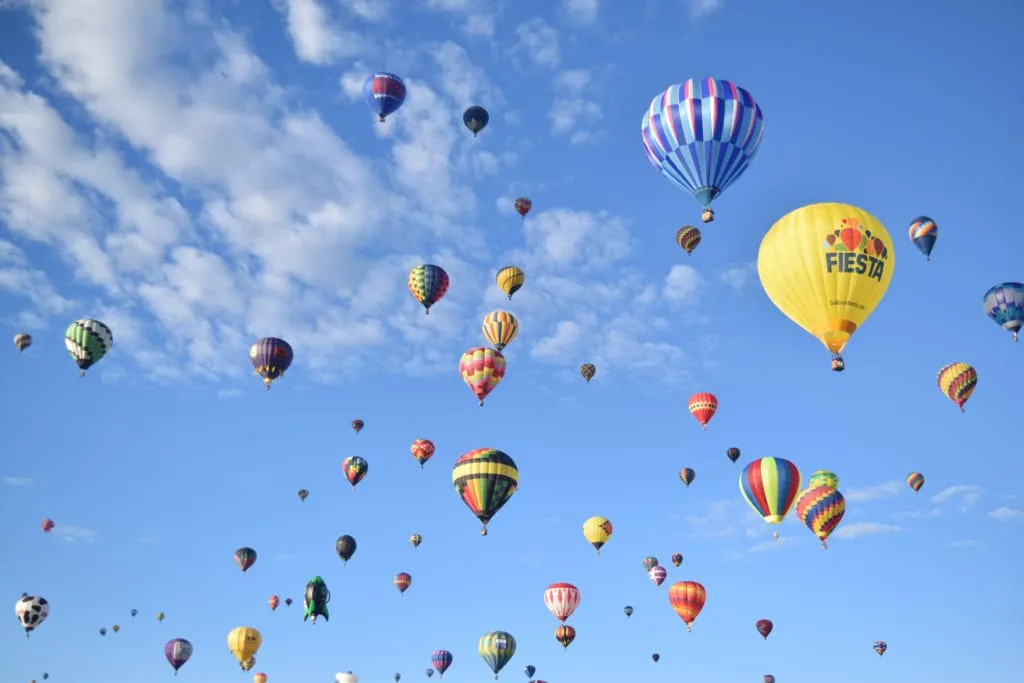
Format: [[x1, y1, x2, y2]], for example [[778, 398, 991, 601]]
[[757, 203, 894, 371], [582, 516, 613, 554], [227, 627, 262, 669], [496, 266, 525, 300], [481, 310, 519, 351]]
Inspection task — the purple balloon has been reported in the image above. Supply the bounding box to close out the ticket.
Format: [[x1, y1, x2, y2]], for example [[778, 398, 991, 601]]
[[165, 638, 193, 673]]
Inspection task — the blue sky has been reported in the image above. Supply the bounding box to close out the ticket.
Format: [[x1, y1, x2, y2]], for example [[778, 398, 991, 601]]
[[1, 0, 1023, 681]]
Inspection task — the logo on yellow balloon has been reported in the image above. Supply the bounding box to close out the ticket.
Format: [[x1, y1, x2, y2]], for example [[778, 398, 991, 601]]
[[823, 218, 889, 282]]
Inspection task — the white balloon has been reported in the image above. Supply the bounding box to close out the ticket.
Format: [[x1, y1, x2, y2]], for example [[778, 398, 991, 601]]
[[335, 673, 359, 683]]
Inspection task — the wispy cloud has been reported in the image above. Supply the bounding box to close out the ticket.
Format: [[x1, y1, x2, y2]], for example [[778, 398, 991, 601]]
[[718, 263, 756, 291], [55, 525, 98, 543], [749, 535, 798, 553], [217, 389, 241, 399], [832, 522, 902, 540], [988, 506, 1024, 521], [931, 485, 982, 512], [686, 0, 725, 19], [685, 499, 772, 540], [845, 480, 901, 502], [4, 476, 34, 486], [892, 507, 941, 520]]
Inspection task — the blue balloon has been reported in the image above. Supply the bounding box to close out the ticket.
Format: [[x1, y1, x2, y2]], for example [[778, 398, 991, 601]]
[[641, 79, 764, 222], [983, 282, 1024, 342], [363, 73, 407, 122], [908, 216, 938, 259]]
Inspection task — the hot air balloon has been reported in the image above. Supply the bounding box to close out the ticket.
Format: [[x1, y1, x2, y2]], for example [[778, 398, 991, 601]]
[[394, 675, 401, 683], [641, 556, 659, 572], [112, 624, 120, 633], [807, 470, 839, 490], [393, 572, 412, 595], [130, 609, 137, 617], [937, 362, 977, 413], [676, 226, 701, 255], [524, 665, 536, 678], [284, 599, 292, 607], [268, 596, 280, 611], [249, 337, 293, 389], [554, 625, 575, 649], [648, 566, 667, 588], [157, 612, 165, 621], [227, 627, 262, 669], [453, 448, 519, 535], [543, 583, 580, 622], [496, 266, 525, 299], [426, 669, 434, 678], [304, 577, 330, 623], [874, 641, 887, 656], [764, 676, 776, 683], [756, 619, 773, 639], [335, 535, 357, 564], [641, 79, 764, 223], [460, 347, 506, 406], [740, 457, 801, 525], [352, 419, 364, 434], [342, 456, 369, 489], [409, 534, 422, 548], [482, 311, 519, 351], [165, 638, 192, 674], [13, 333, 31, 352], [254, 674, 268, 683], [297, 488, 309, 501], [336, 673, 359, 683], [431, 650, 453, 677], [479, 631, 516, 679], [234, 547, 257, 573], [908, 216, 937, 260], [796, 486, 846, 549], [983, 282, 1024, 342], [582, 516, 613, 553], [15, 595, 49, 637], [651, 653, 660, 663], [906, 472, 924, 493], [726, 447, 741, 463], [99, 627, 107, 636], [668, 581, 706, 631], [671, 553, 682, 567], [679, 468, 695, 487], [364, 73, 406, 122], [411, 439, 435, 468], [64, 319, 113, 376], [408, 264, 450, 314], [688, 392, 718, 430], [514, 198, 532, 219], [464, 106, 489, 137], [41, 518, 54, 533], [624, 606, 633, 617], [758, 203, 894, 371], [580, 363, 596, 383]]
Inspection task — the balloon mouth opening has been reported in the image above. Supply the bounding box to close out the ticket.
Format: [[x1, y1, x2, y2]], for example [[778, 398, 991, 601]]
[[764, 516, 783, 524]]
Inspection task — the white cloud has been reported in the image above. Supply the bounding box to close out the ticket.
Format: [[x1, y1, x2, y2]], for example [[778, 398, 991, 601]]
[[687, 0, 725, 19], [514, 18, 561, 68], [549, 69, 602, 144], [340, 0, 390, 22], [931, 485, 982, 512], [275, 0, 364, 64], [831, 522, 902, 540], [4, 476, 34, 486], [988, 506, 1024, 521], [463, 14, 495, 37], [892, 508, 941, 520], [719, 263, 757, 291], [55, 525, 98, 543], [562, 0, 599, 23], [844, 480, 901, 503], [748, 535, 798, 553], [663, 264, 704, 302], [685, 499, 775, 540]]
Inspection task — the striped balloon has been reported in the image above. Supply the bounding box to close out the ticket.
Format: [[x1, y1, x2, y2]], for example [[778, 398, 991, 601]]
[[430, 650, 452, 676], [408, 264, 450, 314], [65, 319, 113, 376], [675, 226, 701, 255], [667, 581, 706, 631], [795, 486, 846, 549], [478, 631, 516, 677], [481, 310, 519, 351], [452, 448, 518, 535], [937, 362, 977, 413], [906, 472, 924, 493], [807, 469, 839, 490], [543, 582, 580, 622], [982, 282, 1024, 341], [739, 457, 801, 524], [907, 216, 938, 260]]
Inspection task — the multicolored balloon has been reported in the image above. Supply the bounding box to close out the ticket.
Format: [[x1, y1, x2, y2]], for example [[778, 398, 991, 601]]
[[363, 73, 406, 122], [459, 347, 506, 406], [249, 337, 293, 389], [297, 488, 309, 501], [514, 198, 532, 219], [671, 553, 682, 567], [409, 533, 422, 548], [234, 547, 257, 573], [679, 467, 695, 487], [479, 631, 516, 678], [908, 216, 937, 260], [554, 624, 575, 649], [648, 566, 667, 587], [482, 311, 519, 351], [983, 282, 1024, 342], [676, 226, 701, 255], [352, 419, 364, 434], [641, 556, 659, 572], [937, 362, 977, 413], [453, 448, 519, 535], [64, 319, 113, 376], [807, 470, 839, 490], [641, 79, 764, 223], [739, 457, 801, 524], [393, 572, 412, 595], [496, 266, 525, 299], [411, 439, 435, 468], [795, 486, 846, 549], [464, 106, 489, 137], [726, 447, 741, 463], [579, 363, 596, 383], [668, 581, 706, 632], [408, 264, 450, 314], [906, 472, 924, 493], [431, 650, 453, 677], [342, 456, 369, 489], [688, 392, 718, 430], [543, 583, 580, 622], [582, 516, 613, 553], [165, 638, 193, 674], [874, 640, 887, 656], [41, 518, 54, 533], [13, 333, 31, 352]]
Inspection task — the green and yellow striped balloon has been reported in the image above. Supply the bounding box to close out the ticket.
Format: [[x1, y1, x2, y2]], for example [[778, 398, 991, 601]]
[[452, 448, 518, 536]]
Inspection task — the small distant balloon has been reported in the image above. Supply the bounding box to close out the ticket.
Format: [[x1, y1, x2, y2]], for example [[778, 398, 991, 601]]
[[463, 106, 489, 137], [364, 72, 406, 122]]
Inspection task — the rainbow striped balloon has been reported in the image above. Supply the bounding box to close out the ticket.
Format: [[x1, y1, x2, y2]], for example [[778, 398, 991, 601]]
[[795, 486, 846, 549], [739, 457, 801, 524]]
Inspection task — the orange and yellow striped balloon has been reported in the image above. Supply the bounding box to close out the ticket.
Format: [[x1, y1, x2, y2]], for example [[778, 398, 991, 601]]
[[481, 310, 519, 351], [906, 472, 924, 493], [795, 486, 845, 549], [668, 581, 706, 631], [676, 226, 701, 255], [937, 362, 977, 413]]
